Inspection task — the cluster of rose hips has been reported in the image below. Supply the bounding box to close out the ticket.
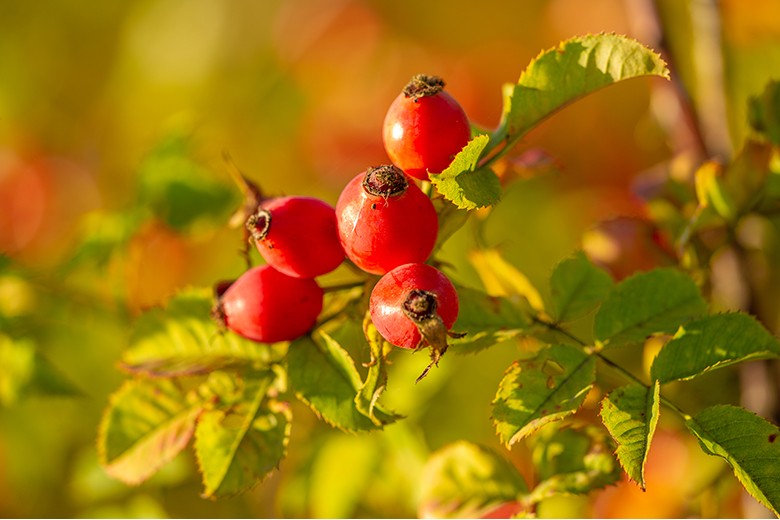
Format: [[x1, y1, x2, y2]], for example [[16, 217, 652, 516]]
[[213, 74, 471, 379]]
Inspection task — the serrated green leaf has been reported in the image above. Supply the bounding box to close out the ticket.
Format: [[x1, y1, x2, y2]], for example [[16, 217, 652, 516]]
[[430, 135, 501, 210], [419, 441, 528, 519], [528, 424, 620, 502], [122, 288, 284, 377], [98, 379, 201, 485], [357, 318, 402, 427], [550, 251, 614, 323], [195, 371, 290, 498], [749, 80, 780, 145], [686, 405, 780, 516], [651, 312, 780, 383], [287, 332, 381, 432], [449, 286, 530, 354], [593, 268, 707, 346], [492, 344, 595, 447], [599, 382, 660, 489], [497, 34, 668, 145]]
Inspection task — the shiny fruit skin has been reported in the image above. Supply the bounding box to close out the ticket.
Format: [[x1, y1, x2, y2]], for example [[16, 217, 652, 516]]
[[247, 196, 344, 278], [335, 166, 438, 275], [219, 265, 323, 343], [369, 263, 458, 349], [382, 75, 471, 180]]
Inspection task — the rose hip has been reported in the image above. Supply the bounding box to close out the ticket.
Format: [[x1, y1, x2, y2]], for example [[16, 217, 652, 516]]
[[336, 164, 438, 275]]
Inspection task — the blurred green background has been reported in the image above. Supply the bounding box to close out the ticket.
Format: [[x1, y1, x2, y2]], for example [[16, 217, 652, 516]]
[[1, 0, 780, 517]]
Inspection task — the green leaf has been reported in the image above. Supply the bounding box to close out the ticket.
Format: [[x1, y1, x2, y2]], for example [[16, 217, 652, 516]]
[[287, 332, 382, 432], [549, 251, 614, 323], [599, 382, 660, 489], [357, 318, 402, 427], [449, 286, 530, 354], [122, 288, 285, 377], [136, 131, 237, 232], [749, 79, 780, 145], [98, 379, 201, 485], [492, 344, 595, 447], [593, 268, 707, 346], [430, 135, 502, 210], [419, 441, 528, 519], [195, 370, 291, 498], [528, 423, 620, 502], [651, 312, 780, 383], [686, 405, 780, 516], [497, 34, 669, 144]]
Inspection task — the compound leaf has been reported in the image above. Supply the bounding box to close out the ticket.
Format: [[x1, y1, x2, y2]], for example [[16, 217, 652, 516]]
[[98, 379, 201, 485], [599, 382, 660, 489], [430, 135, 501, 210], [594, 268, 707, 347], [195, 371, 290, 498], [492, 344, 595, 447], [651, 312, 780, 383], [419, 441, 528, 519], [122, 288, 284, 377], [686, 405, 780, 516], [497, 34, 669, 145], [550, 250, 614, 323], [287, 332, 381, 432]]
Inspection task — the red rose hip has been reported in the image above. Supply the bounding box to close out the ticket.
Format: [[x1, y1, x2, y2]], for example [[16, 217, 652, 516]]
[[369, 263, 462, 381], [246, 196, 344, 278], [336, 165, 438, 275], [214, 265, 323, 343], [382, 74, 471, 180]]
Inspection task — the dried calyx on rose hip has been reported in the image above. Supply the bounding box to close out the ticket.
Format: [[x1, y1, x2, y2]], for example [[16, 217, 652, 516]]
[[382, 73, 471, 181], [245, 196, 344, 279], [212, 264, 323, 343], [336, 164, 438, 275], [369, 263, 464, 381]]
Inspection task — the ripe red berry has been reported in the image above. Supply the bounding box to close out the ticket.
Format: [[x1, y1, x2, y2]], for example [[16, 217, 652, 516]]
[[369, 263, 461, 380], [246, 196, 344, 278], [214, 265, 323, 343], [336, 165, 438, 275], [382, 74, 471, 181]]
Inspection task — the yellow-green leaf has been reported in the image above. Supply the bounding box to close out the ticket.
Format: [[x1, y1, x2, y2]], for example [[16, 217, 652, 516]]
[[492, 344, 595, 447], [599, 382, 660, 489]]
